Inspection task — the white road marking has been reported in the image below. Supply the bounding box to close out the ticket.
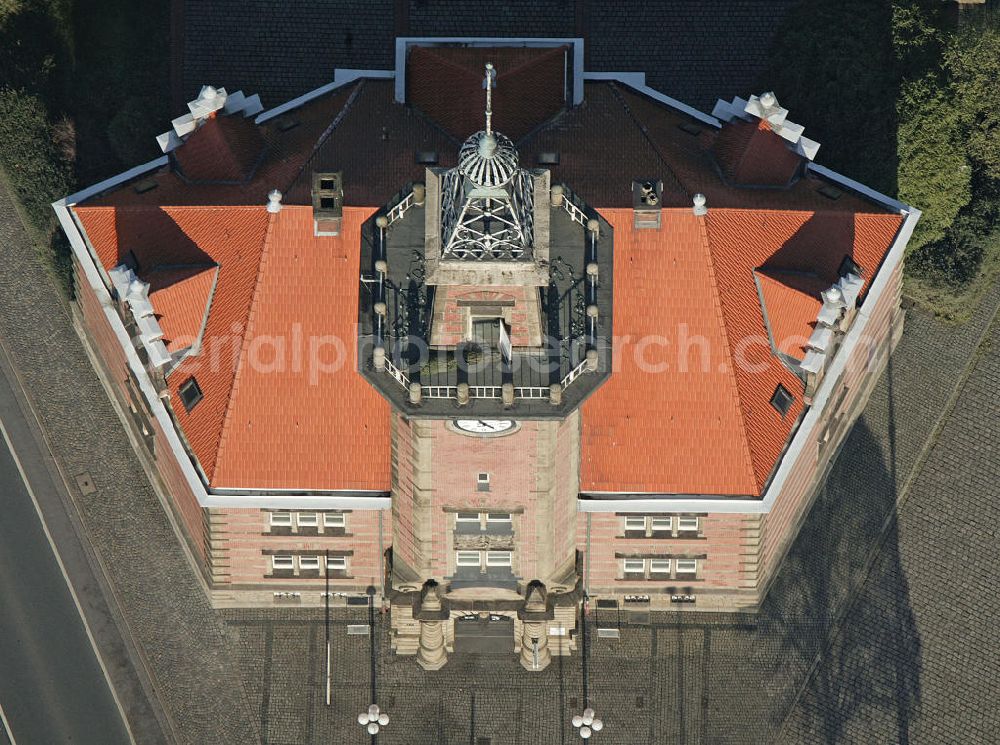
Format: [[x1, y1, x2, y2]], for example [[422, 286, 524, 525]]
[[0, 417, 136, 745], [0, 696, 17, 745]]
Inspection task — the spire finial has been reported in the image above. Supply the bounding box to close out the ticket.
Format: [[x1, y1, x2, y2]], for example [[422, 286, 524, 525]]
[[483, 63, 496, 136]]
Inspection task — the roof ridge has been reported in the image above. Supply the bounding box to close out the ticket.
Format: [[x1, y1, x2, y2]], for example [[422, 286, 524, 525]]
[[210, 208, 279, 479], [284, 80, 367, 195], [695, 213, 758, 491], [607, 83, 689, 197]]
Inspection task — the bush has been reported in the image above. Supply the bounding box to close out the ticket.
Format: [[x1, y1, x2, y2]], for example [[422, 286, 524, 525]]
[[896, 74, 972, 252], [0, 87, 72, 232]]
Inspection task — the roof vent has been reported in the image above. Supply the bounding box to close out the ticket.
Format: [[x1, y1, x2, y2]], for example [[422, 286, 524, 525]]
[[537, 151, 560, 166], [692, 193, 707, 217], [632, 180, 662, 229], [312, 172, 343, 237], [267, 189, 283, 214], [415, 151, 439, 165]]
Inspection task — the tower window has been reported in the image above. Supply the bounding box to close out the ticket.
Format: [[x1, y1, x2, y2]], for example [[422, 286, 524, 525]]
[[477, 473, 490, 492], [770, 384, 794, 417], [179, 377, 203, 412]]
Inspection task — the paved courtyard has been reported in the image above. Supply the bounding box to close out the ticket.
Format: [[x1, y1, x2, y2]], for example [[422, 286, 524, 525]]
[[221, 284, 1000, 745]]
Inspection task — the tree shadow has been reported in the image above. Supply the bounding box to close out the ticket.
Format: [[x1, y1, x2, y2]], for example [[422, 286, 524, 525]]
[[760, 0, 899, 197], [756, 356, 922, 743]]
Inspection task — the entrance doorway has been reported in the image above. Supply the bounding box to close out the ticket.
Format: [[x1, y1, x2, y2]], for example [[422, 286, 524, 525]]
[[453, 614, 514, 655]]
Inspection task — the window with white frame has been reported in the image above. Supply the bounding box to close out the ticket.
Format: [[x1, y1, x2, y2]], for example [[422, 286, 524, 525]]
[[624, 516, 647, 531], [297, 512, 318, 527], [677, 516, 700, 533], [298, 555, 320, 571], [486, 550, 512, 567], [649, 559, 672, 574], [650, 517, 673, 532], [323, 512, 346, 529], [623, 558, 646, 574], [486, 512, 511, 523], [676, 558, 698, 574], [271, 555, 294, 571], [326, 555, 347, 571], [456, 512, 481, 523], [456, 551, 482, 567], [269, 512, 292, 527]]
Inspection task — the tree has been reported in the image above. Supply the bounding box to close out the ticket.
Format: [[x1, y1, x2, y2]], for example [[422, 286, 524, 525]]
[[946, 26, 1000, 184], [896, 74, 971, 252]]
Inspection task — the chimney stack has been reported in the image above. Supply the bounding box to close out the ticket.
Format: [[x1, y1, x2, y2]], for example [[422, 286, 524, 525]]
[[312, 172, 344, 236]]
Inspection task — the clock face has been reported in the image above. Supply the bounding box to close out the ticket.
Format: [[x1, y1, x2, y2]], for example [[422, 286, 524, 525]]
[[454, 419, 515, 435]]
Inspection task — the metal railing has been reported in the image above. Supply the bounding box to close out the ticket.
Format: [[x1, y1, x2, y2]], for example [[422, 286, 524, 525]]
[[386, 190, 416, 226], [383, 357, 410, 387], [561, 186, 588, 227], [560, 358, 591, 389]]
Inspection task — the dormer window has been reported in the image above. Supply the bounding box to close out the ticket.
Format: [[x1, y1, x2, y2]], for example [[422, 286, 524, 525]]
[[770, 384, 794, 417], [179, 377, 203, 412]]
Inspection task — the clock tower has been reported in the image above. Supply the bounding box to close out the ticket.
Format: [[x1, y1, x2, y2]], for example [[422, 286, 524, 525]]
[[356, 63, 614, 669]]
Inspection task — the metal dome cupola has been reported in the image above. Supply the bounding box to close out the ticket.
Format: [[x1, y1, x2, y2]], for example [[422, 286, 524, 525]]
[[458, 129, 519, 188], [440, 63, 535, 261]]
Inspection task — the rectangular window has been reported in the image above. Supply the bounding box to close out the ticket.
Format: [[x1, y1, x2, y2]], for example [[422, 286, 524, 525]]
[[486, 512, 511, 522], [456, 551, 482, 567], [326, 555, 347, 571], [296, 512, 318, 527], [269, 512, 292, 527], [486, 551, 512, 567], [271, 555, 294, 571], [650, 517, 673, 532], [477, 472, 491, 492], [649, 559, 672, 574], [623, 558, 646, 574], [298, 555, 320, 571], [677, 517, 700, 533], [456, 512, 481, 523], [624, 516, 647, 531], [179, 377, 203, 412], [770, 384, 794, 416], [676, 559, 698, 574], [323, 513, 346, 528]]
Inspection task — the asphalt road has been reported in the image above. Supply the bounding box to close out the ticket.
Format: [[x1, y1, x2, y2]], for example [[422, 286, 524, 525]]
[[0, 412, 133, 743]]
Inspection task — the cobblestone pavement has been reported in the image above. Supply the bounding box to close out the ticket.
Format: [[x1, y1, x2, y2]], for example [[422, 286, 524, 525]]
[[221, 282, 1000, 745], [0, 187, 259, 742], [179, 0, 797, 113]]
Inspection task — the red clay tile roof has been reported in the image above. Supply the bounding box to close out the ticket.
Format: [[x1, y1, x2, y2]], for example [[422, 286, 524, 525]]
[[755, 270, 827, 360], [580, 209, 757, 495], [146, 265, 218, 353], [712, 118, 803, 186], [173, 113, 266, 183], [211, 206, 390, 491], [76, 204, 269, 483], [407, 45, 568, 141], [72, 68, 905, 497]]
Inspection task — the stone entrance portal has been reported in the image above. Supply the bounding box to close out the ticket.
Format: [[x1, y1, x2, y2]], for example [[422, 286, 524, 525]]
[[453, 614, 515, 655]]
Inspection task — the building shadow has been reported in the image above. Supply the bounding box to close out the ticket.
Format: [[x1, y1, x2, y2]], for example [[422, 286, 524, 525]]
[[756, 356, 922, 743]]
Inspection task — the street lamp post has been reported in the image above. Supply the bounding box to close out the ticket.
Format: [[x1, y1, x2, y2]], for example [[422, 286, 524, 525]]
[[357, 586, 388, 742], [572, 592, 603, 740]]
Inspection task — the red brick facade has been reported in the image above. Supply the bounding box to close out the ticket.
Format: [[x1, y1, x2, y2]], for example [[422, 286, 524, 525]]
[[429, 285, 543, 348]]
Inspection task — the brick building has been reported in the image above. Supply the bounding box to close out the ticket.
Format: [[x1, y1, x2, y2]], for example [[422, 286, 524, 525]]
[[55, 38, 918, 670]]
